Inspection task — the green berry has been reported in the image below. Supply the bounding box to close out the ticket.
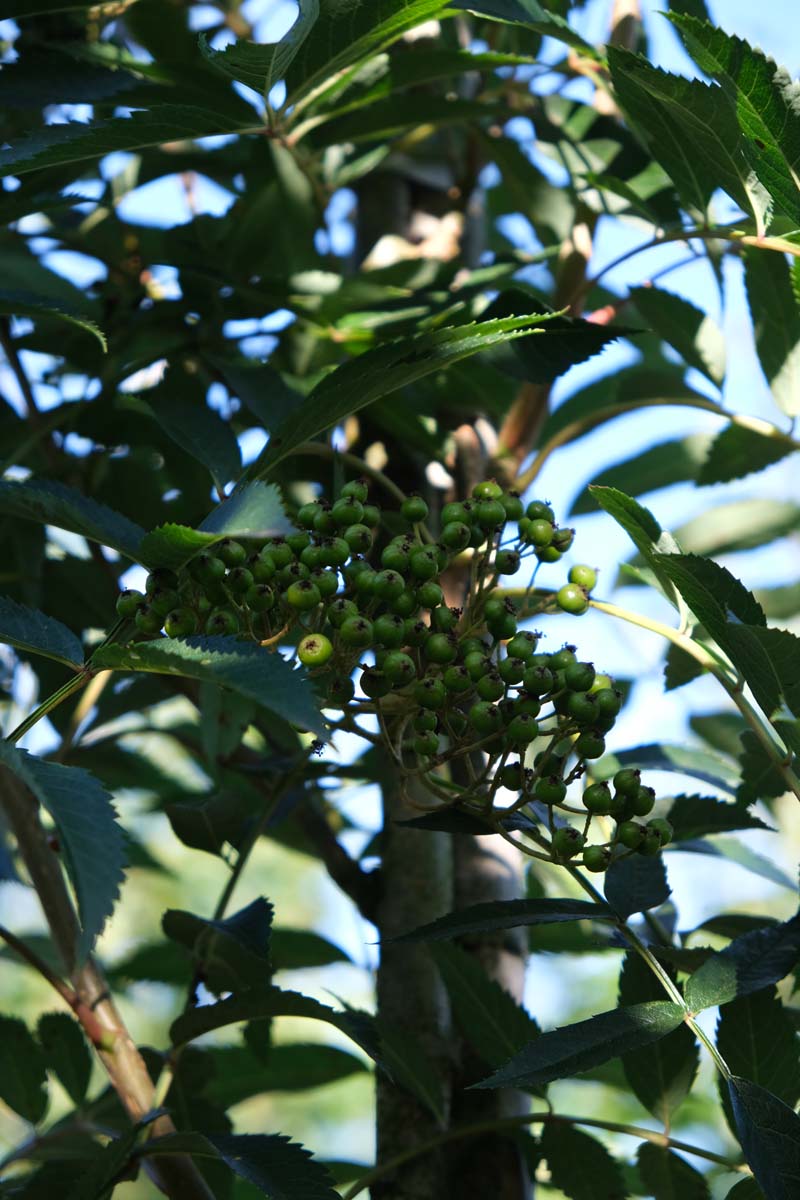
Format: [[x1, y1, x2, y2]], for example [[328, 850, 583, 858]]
[[245, 584, 275, 612], [373, 613, 406, 647], [522, 665, 555, 696], [297, 540, 322, 569], [416, 581, 444, 609], [569, 563, 597, 590], [148, 587, 180, 618], [500, 492, 524, 521], [498, 656, 525, 684], [390, 589, 417, 618], [116, 588, 144, 619], [535, 776, 567, 805], [384, 651, 416, 687], [415, 677, 447, 710], [362, 503, 381, 526], [286, 532, 311, 555], [582, 782, 613, 814], [495, 549, 520, 574], [499, 762, 524, 790], [414, 710, 437, 732], [506, 713, 538, 745], [298, 633, 334, 666], [251, 549, 277, 582], [414, 731, 439, 757], [297, 501, 321, 529], [344, 524, 372, 554], [595, 689, 622, 720], [552, 827, 585, 859], [401, 494, 429, 523], [575, 730, 606, 760], [310, 567, 339, 599], [217, 538, 247, 568], [328, 597, 359, 627], [430, 605, 458, 633], [440, 521, 471, 551], [191, 553, 226, 585], [583, 845, 611, 873], [286, 579, 321, 610], [341, 478, 369, 503], [613, 769, 641, 797], [354, 568, 379, 597], [472, 480, 503, 501], [552, 527, 575, 552], [339, 616, 373, 648], [647, 818, 673, 847], [319, 537, 350, 568], [617, 821, 645, 849], [206, 608, 239, 636], [536, 545, 562, 564], [361, 668, 391, 699], [556, 583, 589, 615], [476, 498, 506, 529], [527, 519, 554, 548], [332, 497, 364, 527], [408, 546, 439, 581], [441, 501, 469, 525], [145, 568, 178, 594], [277, 561, 309, 589], [487, 612, 517, 640], [469, 701, 503, 736], [405, 619, 430, 648], [566, 691, 599, 725], [425, 633, 458, 665], [526, 500, 555, 523], [506, 632, 538, 662], [630, 785, 656, 817], [565, 661, 596, 692], [227, 566, 254, 595], [134, 604, 163, 634], [476, 672, 504, 702], [374, 569, 406, 601], [639, 829, 663, 857], [313, 506, 338, 536], [327, 674, 355, 705], [443, 665, 472, 694]]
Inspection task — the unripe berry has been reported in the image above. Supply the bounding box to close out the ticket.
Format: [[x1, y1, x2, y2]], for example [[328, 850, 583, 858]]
[[390, 589, 417, 618], [476, 671, 504, 702], [319, 537, 350, 568], [476, 498, 506, 529], [443, 665, 472, 694], [414, 711, 438, 733], [228, 566, 254, 594], [361, 668, 391, 699], [146, 568, 179, 594], [583, 845, 611, 873], [414, 731, 439, 757], [328, 597, 359, 628], [430, 605, 458, 634], [286, 532, 311, 556], [566, 691, 599, 725], [408, 546, 439, 581], [245, 584, 275, 612], [117, 589, 145, 619], [617, 821, 645, 849], [415, 677, 447, 710], [339, 616, 373, 648], [506, 632, 538, 662], [536, 545, 562, 564], [206, 608, 239, 636], [582, 782, 613, 814], [535, 776, 567, 805], [383, 651, 416, 687], [191, 553, 226, 585], [527, 519, 554, 548], [575, 730, 606, 760], [441, 501, 469, 525], [374, 569, 406, 601], [298, 633, 333, 667], [217, 538, 247, 568], [498, 656, 525, 684], [500, 492, 524, 521], [251, 549, 277, 582], [361, 503, 380, 526], [373, 613, 407, 647], [526, 500, 555, 523], [277, 561, 309, 589], [381, 542, 410, 572], [552, 527, 575, 552], [552, 827, 585, 859], [595, 689, 622, 720], [495, 549, 520, 575], [499, 762, 524, 790], [613, 768, 641, 796], [630, 785, 656, 817], [341, 478, 369, 503], [440, 521, 470, 551], [487, 612, 517, 640], [551, 647, 577, 671], [309, 567, 339, 599], [344, 524, 372, 554], [332, 497, 364, 527], [401, 494, 429, 523], [464, 651, 491, 681], [313, 506, 338, 536], [569, 563, 597, 591], [647, 818, 673, 847], [473, 479, 503, 500], [327, 674, 355, 705], [556, 583, 589, 616], [639, 829, 663, 856], [425, 633, 458, 665], [405, 619, 430, 648], [164, 607, 198, 637], [522, 665, 555, 696], [506, 713, 539, 745], [469, 701, 503, 735], [286, 579, 321, 610], [416, 581, 444, 609], [297, 545, 320, 574], [297, 501, 321, 529], [565, 661, 596, 692]]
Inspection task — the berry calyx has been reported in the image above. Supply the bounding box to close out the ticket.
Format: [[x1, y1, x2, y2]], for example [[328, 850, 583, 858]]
[[298, 634, 334, 666]]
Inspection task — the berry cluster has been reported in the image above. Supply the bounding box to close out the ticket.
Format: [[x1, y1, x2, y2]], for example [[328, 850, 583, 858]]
[[115, 477, 671, 872]]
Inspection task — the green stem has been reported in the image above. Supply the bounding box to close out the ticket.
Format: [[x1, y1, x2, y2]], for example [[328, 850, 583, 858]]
[[341, 1109, 744, 1199], [5, 672, 93, 745]]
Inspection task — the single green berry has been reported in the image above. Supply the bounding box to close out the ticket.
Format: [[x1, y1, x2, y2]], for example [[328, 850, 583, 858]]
[[313, 506, 338, 536], [206, 608, 239, 636], [298, 633, 334, 667], [613, 768, 641, 797], [506, 713, 539, 745], [469, 701, 503, 736], [339, 616, 373, 648], [297, 501, 322, 529], [361, 503, 381, 526], [630, 785, 656, 817], [401, 494, 429, 523], [499, 762, 524, 790], [286, 579, 322, 611], [374, 569, 406, 601], [217, 538, 247, 568], [384, 651, 417, 687], [522, 665, 555, 696], [148, 587, 180, 618], [443, 665, 472, 694], [373, 613, 406, 647], [552, 827, 585, 860], [227, 566, 254, 595], [526, 500, 556, 523], [441, 501, 469, 525], [327, 674, 355, 705], [277, 561, 309, 589], [426, 633, 458, 665], [638, 829, 663, 856], [319, 537, 350, 568], [476, 498, 506, 529], [414, 710, 438, 733], [552, 527, 575, 552], [354, 568, 379, 598], [297, 542, 322, 570], [416, 581, 444, 609], [582, 782, 613, 814], [500, 492, 524, 521], [595, 689, 622, 720], [116, 588, 145, 619], [440, 521, 471, 551], [574, 730, 606, 760], [566, 691, 599, 725], [390, 589, 417, 618], [430, 605, 458, 634], [472, 480, 503, 501], [565, 661, 596, 692], [146, 568, 178, 594], [513, 694, 541, 719], [498, 655, 525, 684], [332, 497, 364, 527], [405, 619, 430, 648], [617, 821, 645, 849], [134, 604, 163, 634], [245, 584, 275, 612], [251, 549, 277, 582], [506, 632, 538, 661], [535, 776, 567, 805], [414, 731, 439, 757], [476, 672, 505, 702], [381, 547, 411, 579], [536, 545, 562, 564], [415, 677, 447, 710], [286, 532, 311, 556], [361, 668, 391, 699], [464, 652, 491, 681], [191, 553, 226, 585], [647, 818, 673, 847], [582, 845, 611, 873], [556, 583, 589, 616], [328, 597, 359, 627], [344, 524, 372, 554], [487, 612, 517, 640], [589, 673, 614, 694], [408, 547, 439, 581], [527, 519, 554, 548], [310, 568, 339, 599], [340, 478, 369, 503], [569, 563, 597, 591]]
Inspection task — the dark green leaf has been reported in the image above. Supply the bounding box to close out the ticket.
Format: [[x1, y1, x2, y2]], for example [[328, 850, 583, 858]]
[[670, 15, 800, 228], [430, 942, 539, 1071], [395, 809, 495, 834], [391, 898, 613, 942], [589, 487, 679, 605], [250, 314, 566, 477], [200, 0, 319, 98], [729, 1076, 800, 1200], [636, 1142, 710, 1200], [618, 953, 698, 1123], [727, 626, 800, 719], [604, 854, 670, 920], [0, 106, 251, 177], [135, 376, 242, 490], [691, 712, 749, 759], [744, 246, 800, 417], [203, 1044, 367, 1109], [67, 1121, 146, 1200], [107, 941, 191, 988], [0, 1015, 48, 1124], [667, 796, 772, 842], [571, 435, 712, 515], [685, 913, 800, 1012], [608, 48, 763, 220], [0, 291, 105, 350], [270, 929, 351, 970], [698, 423, 795, 485], [163, 898, 273, 995], [655, 553, 766, 635], [0, 479, 144, 559], [142, 1131, 339, 1200], [37, 1013, 91, 1108], [0, 596, 83, 668], [0, 743, 126, 960], [452, 0, 593, 53], [717, 988, 800, 1136], [92, 637, 326, 737], [629, 286, 725, 385], [170, 986, 381, 1065], [375, 1020, 446, 1123], [540, 1122, 627, 1200], [664, 642, 704, 691], [473, 1002, 685, 1090], [208, 358, 305, 432]]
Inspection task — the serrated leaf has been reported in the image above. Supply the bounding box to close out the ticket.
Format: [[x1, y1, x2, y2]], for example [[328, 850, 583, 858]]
[[605, 854, 670, 920], [589, 486, 679, 605], [685, 913, 800, 1012], [201, 0, 319, 98], [729, 1076, 800, 1200], [430, 942, 539, 1072], [540, 1122, 628, 1200], [91, 636, 326, 737], [728, 626, 800, 719], [67, 1120, 145, 1200], [636, 1143, 710, 1200], [37, 1013, 92, 1108], [599, 743, 738, 794], [743, 249, 800, 417], [473, 1001, 685, 1090], [698, 423, 795, 485], [667, 796, 772, 841], [608, 48, 764, 221], [717, 988, 800, 1137], [208, 357, 305, 431], [656, 553, 766, 634], [618, 953, 698, 1124], [451, 0, 593, 53], [571, 434, 712, 515], [691, 712, 748, 758], [0, 478, 144, 559], [0, 105, 250, 177], [136, 375, 241, 490], [664, 642, 704, 691], [0, 596, 83, 668], [270, 928, 351, 970], [203, 1044, 366, 1109], [0, 1015, 48, 1123], [170, 986, 381, 1065], [142, 1131, 339, 1200], [391, 898, 613, 942], [670, 14, 800, 228], [0, 290, 105, 350], [250, 313, 565, 478], [0, 743, 126, 960], [163, 898, 273, 995], [630, 286, 725, 385], [375, 1020, 446, 1124]]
